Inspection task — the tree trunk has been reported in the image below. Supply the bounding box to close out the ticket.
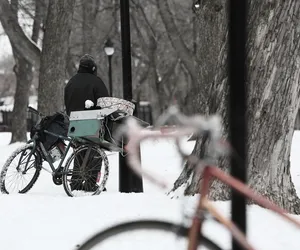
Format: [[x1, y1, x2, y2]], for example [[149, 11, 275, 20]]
[[9, 0, 38, 143], [38, 0, 75, 115], [172, 1, 300, 214], [10, 51, 33, 143], [245, 0, 300, 213], [171, 0, 227, 193], [146, 36, 163, 121]]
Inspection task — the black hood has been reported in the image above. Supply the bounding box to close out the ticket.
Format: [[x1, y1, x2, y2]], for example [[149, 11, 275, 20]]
[[78, 54, 97, 75]]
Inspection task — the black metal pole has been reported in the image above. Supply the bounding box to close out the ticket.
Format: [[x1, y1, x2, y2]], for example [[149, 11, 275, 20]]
[[108, 55, 113, 96], [119, 0, 143, 193], [228, 1, 247, 250]]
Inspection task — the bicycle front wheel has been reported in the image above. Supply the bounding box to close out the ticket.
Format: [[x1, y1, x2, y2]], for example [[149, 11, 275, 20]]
[[76, 220, 222, 250], [0, 144, 41, 194]]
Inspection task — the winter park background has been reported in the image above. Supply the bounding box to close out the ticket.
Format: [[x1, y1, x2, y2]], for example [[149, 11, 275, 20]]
[[1, 1, 300, 250]]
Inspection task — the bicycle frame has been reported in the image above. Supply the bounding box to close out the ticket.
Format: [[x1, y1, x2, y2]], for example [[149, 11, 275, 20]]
[[37, 130, 101, 175], [122, 107, 300, 250], [38, 130, 74, 174], [187, 165, 300, 250], [24, 129, 75, 176]]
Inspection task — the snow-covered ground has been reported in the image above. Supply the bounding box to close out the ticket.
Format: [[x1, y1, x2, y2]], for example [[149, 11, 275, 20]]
[[0, 132, 300, 250]]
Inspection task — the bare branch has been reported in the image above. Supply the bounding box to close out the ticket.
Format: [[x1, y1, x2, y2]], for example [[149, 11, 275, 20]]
[[0, 0, 41, 67], [156, 0, 197, 83], [131, 0, 157, 40], [32, 0, 45, 42]]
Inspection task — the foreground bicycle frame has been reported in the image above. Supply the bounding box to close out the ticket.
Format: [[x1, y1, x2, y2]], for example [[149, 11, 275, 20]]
[[123, 107, 300, 250], [186, 165, 300, 250], [76, 106, 300, 249]]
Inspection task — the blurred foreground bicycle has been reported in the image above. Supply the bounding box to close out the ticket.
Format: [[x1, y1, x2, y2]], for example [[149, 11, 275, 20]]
[[76, 106, 300, 249]]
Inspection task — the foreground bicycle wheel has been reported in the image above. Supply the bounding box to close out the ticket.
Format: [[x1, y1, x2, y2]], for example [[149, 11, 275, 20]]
[[0, 144, 41, 194], [63, 145, 109, 197], [76, 220, 222, 250]]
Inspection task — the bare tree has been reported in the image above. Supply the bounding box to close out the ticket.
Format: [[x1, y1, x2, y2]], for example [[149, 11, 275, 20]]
[[130, 0, 196, 119], [156, 0, 197, 83], [172, 1, 300, 214], [37, 0, 75, 115]]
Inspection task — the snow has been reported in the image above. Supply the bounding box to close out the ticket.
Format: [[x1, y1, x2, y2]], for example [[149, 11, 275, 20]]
[[0, 95, 38, 112], [0, 131, 300, 250], [0, 25, 12, 58]]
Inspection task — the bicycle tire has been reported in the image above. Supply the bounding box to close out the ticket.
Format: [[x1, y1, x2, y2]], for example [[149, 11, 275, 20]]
[[76, 220, 222, 250], [0, 144, 41, 194], [62, 145, 109, 197]]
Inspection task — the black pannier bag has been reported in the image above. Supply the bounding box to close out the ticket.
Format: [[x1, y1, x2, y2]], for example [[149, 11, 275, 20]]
[[30, 112, 69, 151], [103, 111, 128, 148]]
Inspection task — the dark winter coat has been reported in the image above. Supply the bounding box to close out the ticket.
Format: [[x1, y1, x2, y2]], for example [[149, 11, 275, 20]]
[[64, 67, 109, 116]]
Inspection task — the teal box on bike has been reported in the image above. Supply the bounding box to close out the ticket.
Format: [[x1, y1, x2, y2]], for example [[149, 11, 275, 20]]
[[68, 110, 107, 140]]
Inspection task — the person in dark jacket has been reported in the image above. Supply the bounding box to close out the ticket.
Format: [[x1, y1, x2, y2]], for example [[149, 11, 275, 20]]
[[64, 54, 109, 192], [64, 54, 109, 116]]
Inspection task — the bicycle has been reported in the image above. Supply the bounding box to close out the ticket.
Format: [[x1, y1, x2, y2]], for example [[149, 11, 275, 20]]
[[76, 106, 300, 249], [0, 106, 110, 197]]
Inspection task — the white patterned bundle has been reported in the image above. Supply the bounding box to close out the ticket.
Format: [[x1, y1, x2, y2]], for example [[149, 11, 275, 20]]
[[97, 97, 135, 116]]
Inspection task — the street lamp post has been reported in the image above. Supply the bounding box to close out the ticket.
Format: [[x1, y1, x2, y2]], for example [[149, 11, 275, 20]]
[[119, 0, 143, 193], [104, 38, 114, 96]]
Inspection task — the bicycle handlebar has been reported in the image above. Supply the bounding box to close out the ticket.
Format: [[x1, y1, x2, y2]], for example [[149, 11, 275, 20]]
[[27, 106, 43, 117], [120, 106, 228, 189]]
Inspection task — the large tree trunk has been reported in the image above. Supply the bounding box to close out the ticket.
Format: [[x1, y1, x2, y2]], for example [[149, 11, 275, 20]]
[[245, 0, 300, 213], [172, 1, 300, 214], [171, 1, 227, 194], [38, 0, 75, 115]]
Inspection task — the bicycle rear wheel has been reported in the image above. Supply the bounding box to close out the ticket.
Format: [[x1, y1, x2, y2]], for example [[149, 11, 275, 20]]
[[76, 220, 222, 250], [62, 145, 109, 197]]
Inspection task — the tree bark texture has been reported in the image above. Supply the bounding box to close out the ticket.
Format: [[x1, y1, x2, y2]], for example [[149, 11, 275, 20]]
[[172, 1, 300, 214], [171, 0, 228, 194], [245, 0, 300, 213], [38, 0, 75, 116]]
